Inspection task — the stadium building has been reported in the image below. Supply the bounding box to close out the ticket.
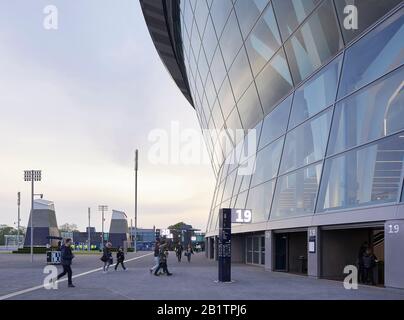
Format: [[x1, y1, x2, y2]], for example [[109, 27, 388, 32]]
[[141, 0, 404, 289]]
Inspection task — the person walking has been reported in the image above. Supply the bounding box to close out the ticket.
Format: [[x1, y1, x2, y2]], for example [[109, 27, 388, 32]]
[[57, 238, 75, 288], [101, 242, 113, 273], [154, 244, 172, 276], [115, 247, 127, 271], [175, 242, 183, 262], [150, 240, 160, 274], [184, 244, 194, 263]]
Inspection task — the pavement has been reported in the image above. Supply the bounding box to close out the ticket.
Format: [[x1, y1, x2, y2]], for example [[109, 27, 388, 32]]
[[0, 251, 404, 300]]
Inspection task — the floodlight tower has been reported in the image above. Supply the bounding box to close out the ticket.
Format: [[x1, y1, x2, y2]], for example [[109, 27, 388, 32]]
[[24, 170, 42, 263]]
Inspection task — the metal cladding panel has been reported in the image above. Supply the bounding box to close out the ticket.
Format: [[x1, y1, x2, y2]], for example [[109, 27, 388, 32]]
[[24, 227, 52, 246], [109, 219, 129, 234], [27, 209, 59, 228], [108, 233, 130, 249]]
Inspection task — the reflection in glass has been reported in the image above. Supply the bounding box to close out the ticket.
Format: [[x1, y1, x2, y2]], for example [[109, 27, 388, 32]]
[[259, 95, 292, 149], [228, 48, 254, 102], [334, 0, 402, 43], [338, 10, 404, 98], [245, 3, 282, 76], [289, 55, 342, 128], [329, 67, 404, 156], [220, 10, 244, 69], [271, 163, 322, 219], [246, 179, 276, 223], [272, 0, 321, 41], [237, 82, 263, 130], [251, 137, 284, 187], [235, 0, 269, 38], [255, 49, 293, 116], [281, 108, 332, 174], [284, 0, 343, 85], [317, 134, 404, 212]]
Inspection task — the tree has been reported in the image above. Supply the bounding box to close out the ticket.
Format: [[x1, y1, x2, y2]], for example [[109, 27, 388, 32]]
[[0, 225, 20, 245], [59, 223, 79, 232]]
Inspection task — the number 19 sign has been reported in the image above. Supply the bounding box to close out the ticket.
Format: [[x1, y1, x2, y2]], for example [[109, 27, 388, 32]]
[[231, 209, 252, 224]]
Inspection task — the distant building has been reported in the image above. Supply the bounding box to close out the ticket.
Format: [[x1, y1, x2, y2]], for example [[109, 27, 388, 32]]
[[24, 199, 60, 247], [129, 227, 156, 250]]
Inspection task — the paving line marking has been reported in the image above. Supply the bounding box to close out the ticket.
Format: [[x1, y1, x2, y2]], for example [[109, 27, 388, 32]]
[[0, 252, 153, 300]]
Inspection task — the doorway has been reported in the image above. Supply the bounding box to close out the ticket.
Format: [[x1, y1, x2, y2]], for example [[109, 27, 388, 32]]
[[246, 234, 265, 266]]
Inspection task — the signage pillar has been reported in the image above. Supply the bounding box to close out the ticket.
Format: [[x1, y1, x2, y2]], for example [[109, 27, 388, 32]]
[[218, 208, 232, 282]]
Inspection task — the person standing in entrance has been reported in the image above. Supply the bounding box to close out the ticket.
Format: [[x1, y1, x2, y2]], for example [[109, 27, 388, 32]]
[[185, 244, 194, 263], [57, 238, 75, 288], [362, 248, 378, 285]]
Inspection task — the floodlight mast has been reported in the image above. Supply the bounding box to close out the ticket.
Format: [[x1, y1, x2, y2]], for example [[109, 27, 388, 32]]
[[24, 170, 42, 263]]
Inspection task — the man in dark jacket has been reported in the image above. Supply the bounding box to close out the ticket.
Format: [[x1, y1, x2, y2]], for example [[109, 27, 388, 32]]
[[57, 238, 75, 287]]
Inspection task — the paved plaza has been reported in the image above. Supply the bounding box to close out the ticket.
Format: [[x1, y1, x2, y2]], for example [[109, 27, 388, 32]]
[[0, 252, 403, 300]]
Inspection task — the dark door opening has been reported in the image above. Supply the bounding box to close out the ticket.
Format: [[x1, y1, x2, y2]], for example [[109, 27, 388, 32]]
[[275, 231, 308, 274], [321, 227, 385, 286], [275, 234, 288, 271]]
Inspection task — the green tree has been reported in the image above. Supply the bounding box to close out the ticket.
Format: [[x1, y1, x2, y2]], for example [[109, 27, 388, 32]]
[[59, 223, 79, 232], [0, 225, 22, 245]]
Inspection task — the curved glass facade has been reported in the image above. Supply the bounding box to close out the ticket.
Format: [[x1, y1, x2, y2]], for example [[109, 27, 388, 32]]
[[178, 0, 404, 233]]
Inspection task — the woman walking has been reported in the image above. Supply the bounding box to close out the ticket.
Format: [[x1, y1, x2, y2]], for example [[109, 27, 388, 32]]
[[101, 242, 113, 273]]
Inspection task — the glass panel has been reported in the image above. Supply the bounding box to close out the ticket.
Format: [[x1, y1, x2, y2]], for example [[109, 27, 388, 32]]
[[281, 108, 332, 174], [328, 67, 404, 156], [220, 10, 244, 69], [211, 47, 228, 92], [284, 0, 343, 85], [255, 49, 293, 115], [251, 137, 284, 187], [271, 163, 323, 219], [222, 169, 237, 201], [334, 0, 402, 44], [226, 107, 243, 131], [317, 133, 404, 212], [338, 10, 404, 98], [235, 190, 248, 209], [202, 16, 218, 65], [218, 77, 236, 119], [237, 82, 263, 130], [259, 94, 292, 149], [228, 48, 254, 102], [246, 179, 276, 223], [194, 0, 209, 36], [235, 0, 269, 37], [253, 237, 260, 251], [289, 55, 342, 128], [272, 0, 321, 41], [247, 237, 253, 251], [245, 3, 282, 76], [210, 0, 233, 38]]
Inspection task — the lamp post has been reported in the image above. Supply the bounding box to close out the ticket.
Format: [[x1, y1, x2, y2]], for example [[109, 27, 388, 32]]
[[98, 205, 108, 249], [24, 170, 42, 263], [88, 207, 91, 252], [134, 149, 139, 253], [17, 192, 21, 249]]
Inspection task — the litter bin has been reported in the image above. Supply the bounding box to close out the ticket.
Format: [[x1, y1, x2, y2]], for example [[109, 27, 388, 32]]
[[298, 256, 307, 274]]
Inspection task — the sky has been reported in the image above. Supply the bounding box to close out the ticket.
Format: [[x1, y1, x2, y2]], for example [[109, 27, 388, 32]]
[[0, 0, 215, 232]]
